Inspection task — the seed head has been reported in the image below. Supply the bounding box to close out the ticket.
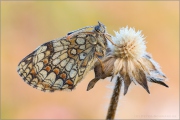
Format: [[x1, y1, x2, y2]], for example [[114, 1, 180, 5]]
[[109, 26, 146, 59], [88, 26, 168, 95]]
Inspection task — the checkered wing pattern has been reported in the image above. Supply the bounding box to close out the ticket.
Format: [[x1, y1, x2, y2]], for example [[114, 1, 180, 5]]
[[17, 22, 108, 92]]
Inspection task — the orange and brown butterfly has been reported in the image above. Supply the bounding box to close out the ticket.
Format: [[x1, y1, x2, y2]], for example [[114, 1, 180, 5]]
[[17, 21, 112, 92]]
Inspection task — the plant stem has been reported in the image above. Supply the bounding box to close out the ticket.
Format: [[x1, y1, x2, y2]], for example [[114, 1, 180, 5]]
[[106, 76, 122, 120]]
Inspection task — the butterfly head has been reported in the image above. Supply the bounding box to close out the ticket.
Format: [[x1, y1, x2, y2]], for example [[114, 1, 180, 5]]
[[94, 21, 106, 33]]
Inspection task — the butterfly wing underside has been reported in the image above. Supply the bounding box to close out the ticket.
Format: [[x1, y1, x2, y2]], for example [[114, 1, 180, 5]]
[[17, 32, 98, 92]]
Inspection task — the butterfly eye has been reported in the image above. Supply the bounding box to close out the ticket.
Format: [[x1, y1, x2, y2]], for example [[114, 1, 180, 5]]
[[94, 23, 106, 33], [95, 25, 101, 32]]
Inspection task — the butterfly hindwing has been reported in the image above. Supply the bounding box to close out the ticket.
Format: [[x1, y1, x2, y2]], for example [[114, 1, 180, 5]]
[[17, 33, 98, 92], [17, 22, 108, 92]]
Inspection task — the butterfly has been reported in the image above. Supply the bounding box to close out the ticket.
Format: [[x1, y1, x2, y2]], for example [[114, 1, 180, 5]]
[[17, 21, 114, 92]]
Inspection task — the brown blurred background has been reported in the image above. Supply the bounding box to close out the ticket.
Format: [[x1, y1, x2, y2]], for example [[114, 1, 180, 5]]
[[1, 1, 179, 119]]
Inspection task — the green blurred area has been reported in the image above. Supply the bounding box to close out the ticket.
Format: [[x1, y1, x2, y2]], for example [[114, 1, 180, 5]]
[[1, 1, 179, 119]]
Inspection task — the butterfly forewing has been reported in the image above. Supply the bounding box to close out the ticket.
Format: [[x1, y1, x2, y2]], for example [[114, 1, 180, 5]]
[[17, 22, 108, 92]]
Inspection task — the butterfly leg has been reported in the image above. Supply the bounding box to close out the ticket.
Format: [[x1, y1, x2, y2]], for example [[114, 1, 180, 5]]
[[104, 34, 119, 47]]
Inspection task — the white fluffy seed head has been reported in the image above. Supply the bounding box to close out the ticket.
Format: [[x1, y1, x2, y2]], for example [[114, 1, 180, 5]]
[[90, 26, 168, 95], [108, 26, 146, 59]]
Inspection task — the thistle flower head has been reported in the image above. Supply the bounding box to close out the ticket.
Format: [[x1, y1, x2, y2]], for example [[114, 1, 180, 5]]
[[109, 26, 146, 59], [107, 27, 168, 95], [88, 26, 168, 95]]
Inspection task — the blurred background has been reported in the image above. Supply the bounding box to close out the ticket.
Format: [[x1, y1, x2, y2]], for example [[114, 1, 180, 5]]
[[1, 1, 179, 119]]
